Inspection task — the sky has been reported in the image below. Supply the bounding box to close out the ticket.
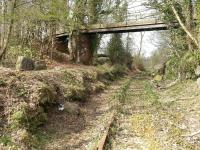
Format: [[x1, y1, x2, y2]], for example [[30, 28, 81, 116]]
[[131, 31, 159, 57], [126, 0, 161, 57], [99, 0, 165, 57], [99, 31, 162, 58]]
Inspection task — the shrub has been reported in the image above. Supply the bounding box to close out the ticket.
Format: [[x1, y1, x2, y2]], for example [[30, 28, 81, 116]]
[[132, 56, 145, 71], [166, 51, 200, 79]]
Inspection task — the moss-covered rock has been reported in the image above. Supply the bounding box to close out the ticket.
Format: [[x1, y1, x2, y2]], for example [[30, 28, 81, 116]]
[[16, 56, 35, 71]]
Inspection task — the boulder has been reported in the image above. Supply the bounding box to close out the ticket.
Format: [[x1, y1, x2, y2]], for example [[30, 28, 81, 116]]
[[16, 56, 34, 71], [34, 60, 47, 70], [195, 66, 200, 77], [95, 57, 111, 65], [153, 75, 163, 82]]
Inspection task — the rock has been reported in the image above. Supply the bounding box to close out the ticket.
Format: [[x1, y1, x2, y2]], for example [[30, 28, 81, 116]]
[[34, 60, 47, 70], [195, 66, 200, 77], [94, 57, 111, 65], [153, 75, 163, 82], [197, 78, 200, 88], [16, 56, 34, 71]]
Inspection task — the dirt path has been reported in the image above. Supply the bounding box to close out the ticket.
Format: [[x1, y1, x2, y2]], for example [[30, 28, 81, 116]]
[[40, 78, 128, 150], [107, 76, 200, 150]]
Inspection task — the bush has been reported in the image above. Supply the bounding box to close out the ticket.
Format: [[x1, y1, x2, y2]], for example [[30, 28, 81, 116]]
[[132, 56, 145, 71], [166, 51, 200, 79], [165, 56, 181, 79], [97, 64, 127, 81], [180, 51, 200, 78]]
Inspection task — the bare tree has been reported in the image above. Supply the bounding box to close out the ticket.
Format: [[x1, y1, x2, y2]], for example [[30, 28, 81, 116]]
[[170, 1, 198, 48], [0, 0, 17, 60]]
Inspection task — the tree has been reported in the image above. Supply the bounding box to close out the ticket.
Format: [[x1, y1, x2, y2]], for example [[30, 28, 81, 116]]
[[148, 0, 198, 49], [107, 0, 129, 65], [170, 1, 198, 48], [148, 0, 200, 78], [107, 34, 126, 64], [0, 0, 17, 60]]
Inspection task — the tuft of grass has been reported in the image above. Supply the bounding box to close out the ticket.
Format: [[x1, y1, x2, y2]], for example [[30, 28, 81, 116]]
[[0, 135, 12, 147], [114, 78, 132, 104], [144, 82, 161, 106], [9, 104, 28, 129]]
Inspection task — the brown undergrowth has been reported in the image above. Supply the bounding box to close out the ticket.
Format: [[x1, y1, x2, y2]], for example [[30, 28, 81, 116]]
[[0, 64, 127, 149]]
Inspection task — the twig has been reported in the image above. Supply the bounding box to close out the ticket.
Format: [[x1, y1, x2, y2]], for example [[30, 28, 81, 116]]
[[178, 97, 195, 100], [182, 130, 200, 137], [159, 77, 180, 90]]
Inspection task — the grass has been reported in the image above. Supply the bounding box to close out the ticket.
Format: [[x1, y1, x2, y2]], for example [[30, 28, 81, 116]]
[[114, 78, 132, 104], [0, 135, 12, 147], [143, 81, 161, 106], [31, 131, 50, 149]]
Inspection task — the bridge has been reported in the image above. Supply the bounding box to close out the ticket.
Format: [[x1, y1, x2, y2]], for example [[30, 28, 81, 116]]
[[54, 0, 179, 64], [56, 19, 175, 38], [82, 19, 170, 34]]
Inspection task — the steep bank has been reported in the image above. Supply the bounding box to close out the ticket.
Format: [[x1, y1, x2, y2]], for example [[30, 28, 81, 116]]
[[0, 64, 127, 150]]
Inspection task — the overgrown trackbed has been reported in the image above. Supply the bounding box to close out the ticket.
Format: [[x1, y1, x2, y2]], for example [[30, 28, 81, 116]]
[[2, 69, 200, 150], [107, 76, 200, 150], [43, 74, 200, 150]]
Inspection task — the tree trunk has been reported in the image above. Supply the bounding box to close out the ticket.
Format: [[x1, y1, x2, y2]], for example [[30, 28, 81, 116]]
[[138, 32, 145, 57], [171, 3, 198, 48], [68, 32, 79, 62], [0, 0, 17, 61], [186, 0, 194, 51]]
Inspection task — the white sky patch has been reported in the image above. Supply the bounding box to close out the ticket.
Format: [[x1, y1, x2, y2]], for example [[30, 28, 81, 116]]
[[99, 0, 165, 57], [132, 32, 158, 57]]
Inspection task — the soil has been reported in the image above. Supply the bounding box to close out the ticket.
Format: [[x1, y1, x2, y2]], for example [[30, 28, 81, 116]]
[[40, 78, 128, 150]]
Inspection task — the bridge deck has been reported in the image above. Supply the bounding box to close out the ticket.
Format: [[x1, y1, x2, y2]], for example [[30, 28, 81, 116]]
[[56, 19, 175, 37], [82, 19, 169, 34]]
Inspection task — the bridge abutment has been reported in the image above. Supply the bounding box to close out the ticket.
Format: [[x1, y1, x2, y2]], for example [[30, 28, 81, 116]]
[[68, 32, 93, 65]]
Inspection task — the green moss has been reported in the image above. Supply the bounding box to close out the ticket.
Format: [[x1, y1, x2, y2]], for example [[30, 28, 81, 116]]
[[0, 135, 12, 147], [31, 131, 49, 149], [29, 108, 48, 131], [166, 51, 200, 79], [10, 105, 27, 129]]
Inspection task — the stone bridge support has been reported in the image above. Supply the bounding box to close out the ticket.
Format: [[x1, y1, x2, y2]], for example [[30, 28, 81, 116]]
[[68, 32, 93, 65]]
